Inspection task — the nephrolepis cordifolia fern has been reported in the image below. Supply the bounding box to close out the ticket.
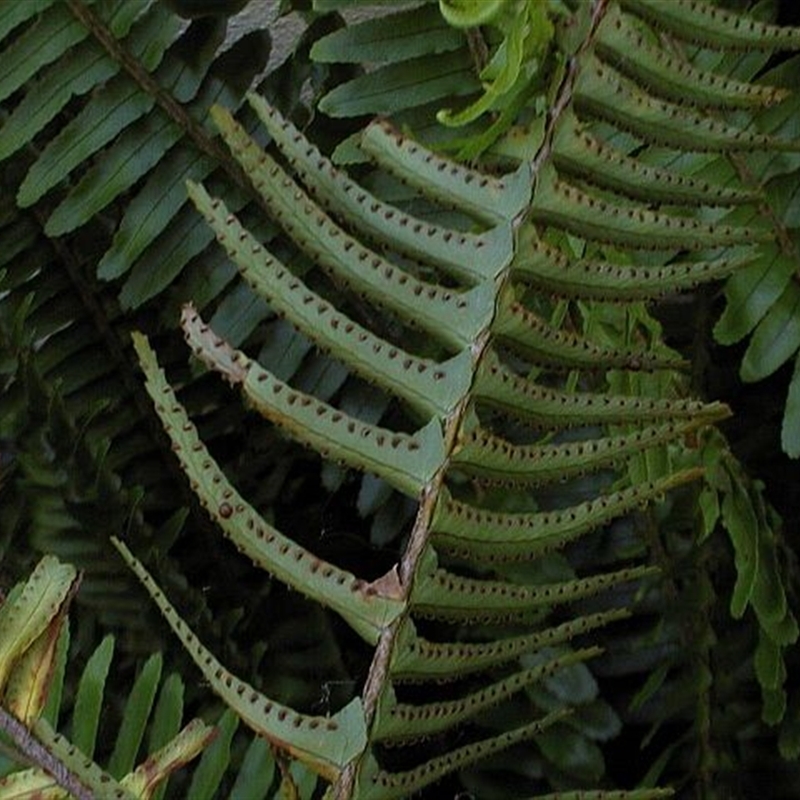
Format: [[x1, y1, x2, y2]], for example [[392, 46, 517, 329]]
[[106, 2, 800, 798]]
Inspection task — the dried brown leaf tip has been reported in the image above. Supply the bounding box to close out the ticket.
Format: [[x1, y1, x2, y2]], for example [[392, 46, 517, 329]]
[[364, 566, 404, 602], [180, 303, 247, 385]]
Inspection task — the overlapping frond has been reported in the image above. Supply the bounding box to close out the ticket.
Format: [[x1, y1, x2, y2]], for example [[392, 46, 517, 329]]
[[0, 0, 296, 641], [0, 553, 307, 800], [115, 0, 800, 789], [0, 555, 212, 799]]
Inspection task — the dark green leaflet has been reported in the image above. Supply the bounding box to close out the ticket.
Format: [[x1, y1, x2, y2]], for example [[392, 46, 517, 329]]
[[0, 4, 92, 106], [310, 3, 462, 65]]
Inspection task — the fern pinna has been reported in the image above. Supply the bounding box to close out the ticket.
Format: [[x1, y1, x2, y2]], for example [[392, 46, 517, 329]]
[[103, 1, 800, 799]]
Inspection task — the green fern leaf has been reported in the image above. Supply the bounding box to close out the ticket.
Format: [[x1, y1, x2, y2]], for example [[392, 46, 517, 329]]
[[246, 93, 514, 284], [596, 5, 788, 109], [131, 331, 404, 643], [373, 648, 599, 744], [6, 0, 798, 796], [208, 104, 494, 349], [16, 8, 182, 209], [185, 180, 473, 418], [474, 352, 724, 428], [310, 4, 462, 65], [411, 547, 657, 623], [390, 610, 629, 681], [355, 710, 569, 800], [0, 3, 94, 106], [318, 51, 479, 119], [185, 710, 238, 800], [619, 0, 800, 50], [451, 418, 723, 486], [108, 653, 163, 778], [782, 354, 800, 457], [70, 635, 115, 758], [531, 165, 766, 250], [359, 118, 532, 224], [0, 0, 150, 163], [574, 55, 799, 152], [430, 469, 703, 563], [112, 538, 368, 781], [740, 282, 800, 381], [493, 297, 686, 371], [552, 112, 758, 206]]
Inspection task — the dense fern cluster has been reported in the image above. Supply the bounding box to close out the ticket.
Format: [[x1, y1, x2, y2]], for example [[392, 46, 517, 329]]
[[0, 1, 799, 799]]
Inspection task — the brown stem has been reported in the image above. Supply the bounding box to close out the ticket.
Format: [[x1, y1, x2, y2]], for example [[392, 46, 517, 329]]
[[64, 0, 251, 194], [330, 3, 613, 796], [0, 707, 92, 800]]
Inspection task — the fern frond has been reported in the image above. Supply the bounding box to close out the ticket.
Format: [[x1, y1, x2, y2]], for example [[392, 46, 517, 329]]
[[115, 0, 800, 787], [123, 82, 731, 795], [0, 556, 213, 800], [6, 0, 800, 797]]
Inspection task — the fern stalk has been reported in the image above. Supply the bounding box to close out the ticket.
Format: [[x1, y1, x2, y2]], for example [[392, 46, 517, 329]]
[[0, 708, 93, 800], [333, 5, 615, 796], [63, 0, 249, 194]]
